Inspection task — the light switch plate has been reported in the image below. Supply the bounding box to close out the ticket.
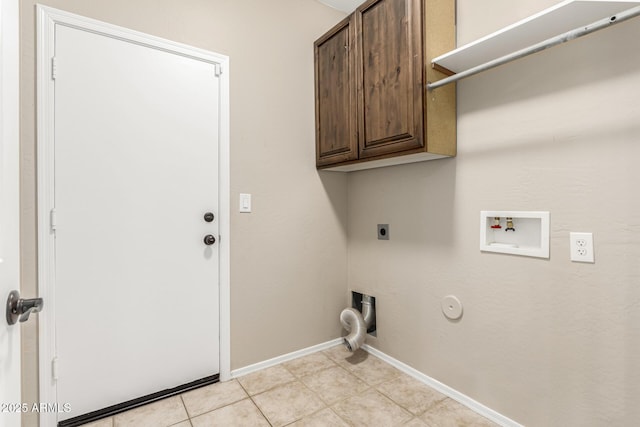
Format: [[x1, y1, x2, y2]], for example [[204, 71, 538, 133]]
[[239, 193, 251, 213]]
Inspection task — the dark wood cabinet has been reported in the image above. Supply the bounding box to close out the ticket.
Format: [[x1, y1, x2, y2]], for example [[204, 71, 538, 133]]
[[357, 0, 424, 159], [314, 0, 456, 171], [314, 16, 358, 167]]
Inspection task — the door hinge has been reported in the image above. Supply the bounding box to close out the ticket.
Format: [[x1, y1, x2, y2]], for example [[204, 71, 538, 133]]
[[50, 208, 57, 231], [214, 63, 222, 77], [52, 357, 59, 381], [51, 57, 58, 80]]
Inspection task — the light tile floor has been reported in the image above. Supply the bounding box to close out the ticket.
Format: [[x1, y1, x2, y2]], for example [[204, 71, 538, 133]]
[[80, 345, 499, 427]]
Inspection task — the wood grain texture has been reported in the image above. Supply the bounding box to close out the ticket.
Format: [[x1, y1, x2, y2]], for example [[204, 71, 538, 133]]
[[314, 0, 457, 169], [315, 16, 358, 167], [357, 0, 424, 159]]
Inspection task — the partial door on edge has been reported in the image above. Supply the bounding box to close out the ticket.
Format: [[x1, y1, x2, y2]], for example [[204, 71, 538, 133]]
[[0, 0, 22, 425]]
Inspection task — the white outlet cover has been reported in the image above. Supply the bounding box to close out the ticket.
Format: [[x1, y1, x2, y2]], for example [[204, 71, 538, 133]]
[[570, 232, 594, 263]]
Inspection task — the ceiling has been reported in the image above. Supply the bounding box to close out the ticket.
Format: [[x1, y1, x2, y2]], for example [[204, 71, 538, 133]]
[[317, 0, 361, 13]]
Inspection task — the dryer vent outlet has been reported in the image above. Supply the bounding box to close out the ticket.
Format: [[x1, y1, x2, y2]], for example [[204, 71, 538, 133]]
[[352, 291, 376, 336]]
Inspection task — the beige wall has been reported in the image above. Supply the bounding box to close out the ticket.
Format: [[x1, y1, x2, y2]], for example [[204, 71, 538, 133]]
[[19, 0, 347, 422], [20, 0, 640, 425], [348, 1, 640, 426]]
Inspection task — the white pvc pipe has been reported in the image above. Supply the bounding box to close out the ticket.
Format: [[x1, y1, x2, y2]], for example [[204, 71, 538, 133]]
[[427, 5, 640, 90]]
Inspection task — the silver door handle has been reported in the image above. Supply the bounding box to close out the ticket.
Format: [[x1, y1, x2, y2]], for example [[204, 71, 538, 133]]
[[6, 290, 44, 325]]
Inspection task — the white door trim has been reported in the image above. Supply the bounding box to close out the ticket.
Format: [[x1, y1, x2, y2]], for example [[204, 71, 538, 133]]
[[36, 6, 231, 426]]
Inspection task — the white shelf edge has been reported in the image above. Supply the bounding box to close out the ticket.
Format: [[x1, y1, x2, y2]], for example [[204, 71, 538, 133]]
[[439, 0, 576, 60], [433, 0, 640, 73]]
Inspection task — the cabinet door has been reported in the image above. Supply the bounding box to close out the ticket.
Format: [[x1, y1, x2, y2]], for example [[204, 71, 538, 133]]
[[315, 16, 358, 167], [356, 0, 424, 159]]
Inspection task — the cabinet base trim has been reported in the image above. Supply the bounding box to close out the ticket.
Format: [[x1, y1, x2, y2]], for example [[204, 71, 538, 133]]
[[320, 152, 451, 172]]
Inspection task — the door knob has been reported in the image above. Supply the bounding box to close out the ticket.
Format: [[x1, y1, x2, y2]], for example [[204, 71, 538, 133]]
[[6, 290, 44, 325], [203, 234, 216, 245]]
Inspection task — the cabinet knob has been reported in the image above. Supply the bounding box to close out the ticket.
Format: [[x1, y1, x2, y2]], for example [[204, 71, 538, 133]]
[[203, 235, 216, 245]]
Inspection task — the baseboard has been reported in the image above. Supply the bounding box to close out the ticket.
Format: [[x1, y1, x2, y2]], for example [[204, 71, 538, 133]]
[[362, 344, 523, 427], [230, 339, 521, 427], [230, 338, 343, 378]]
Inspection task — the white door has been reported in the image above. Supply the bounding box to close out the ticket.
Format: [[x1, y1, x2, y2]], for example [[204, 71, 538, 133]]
[[0, 1, 21, 426], [51, 21, 221, 421]]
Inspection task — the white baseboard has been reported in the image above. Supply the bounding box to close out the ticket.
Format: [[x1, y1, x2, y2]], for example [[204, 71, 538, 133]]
[[230, 338, 343, 379], [229, 338, 521, 427], [362, 344, 523, 427]]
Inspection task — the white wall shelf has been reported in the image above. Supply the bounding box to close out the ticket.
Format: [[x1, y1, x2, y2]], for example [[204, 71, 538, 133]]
[[432, 0, 640, 74]]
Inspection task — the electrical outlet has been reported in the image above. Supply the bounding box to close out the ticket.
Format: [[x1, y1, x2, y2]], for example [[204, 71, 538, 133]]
[[377, 224, 389, 240], [570, 232, 594, 263]]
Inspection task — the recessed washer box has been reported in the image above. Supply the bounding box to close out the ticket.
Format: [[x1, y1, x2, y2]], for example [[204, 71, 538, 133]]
[[480, 211, 550, 259]]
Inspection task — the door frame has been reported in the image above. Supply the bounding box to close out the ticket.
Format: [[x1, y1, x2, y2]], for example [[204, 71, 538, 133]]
[[36, 6, 231, 426]]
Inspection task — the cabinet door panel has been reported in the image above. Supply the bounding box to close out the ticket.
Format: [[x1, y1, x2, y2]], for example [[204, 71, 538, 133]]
[[315, 17, 358, 167], [357, 0, 424, 158]]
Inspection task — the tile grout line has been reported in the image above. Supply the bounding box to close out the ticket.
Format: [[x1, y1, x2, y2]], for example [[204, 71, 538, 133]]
[[178, 393, 191, 423], [110, 346, 493, 427], [322, 348, 423, 424], [248, 394, 274, 426], [296, 350, 374, 426], [306, 363, 374, 408], [363, 356, 462, 422], [250, 352, 349, 426], [236, 376, 274, 426], [250, 366, 323, 426], [373, 376, 448, 418], [283, 349, 363, 426], [182, 369, 483, 427], [290, 365, 331, 424], [179, 381, 257, 425], [362, 345, 511, 426], [284, 358, 352, 425]]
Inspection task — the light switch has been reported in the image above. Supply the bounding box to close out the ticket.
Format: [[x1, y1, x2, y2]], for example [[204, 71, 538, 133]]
[[239, 193, 251, 213]]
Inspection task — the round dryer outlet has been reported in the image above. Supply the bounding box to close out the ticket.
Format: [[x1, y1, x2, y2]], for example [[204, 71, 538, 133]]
[[441, 295, 463, 320]]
